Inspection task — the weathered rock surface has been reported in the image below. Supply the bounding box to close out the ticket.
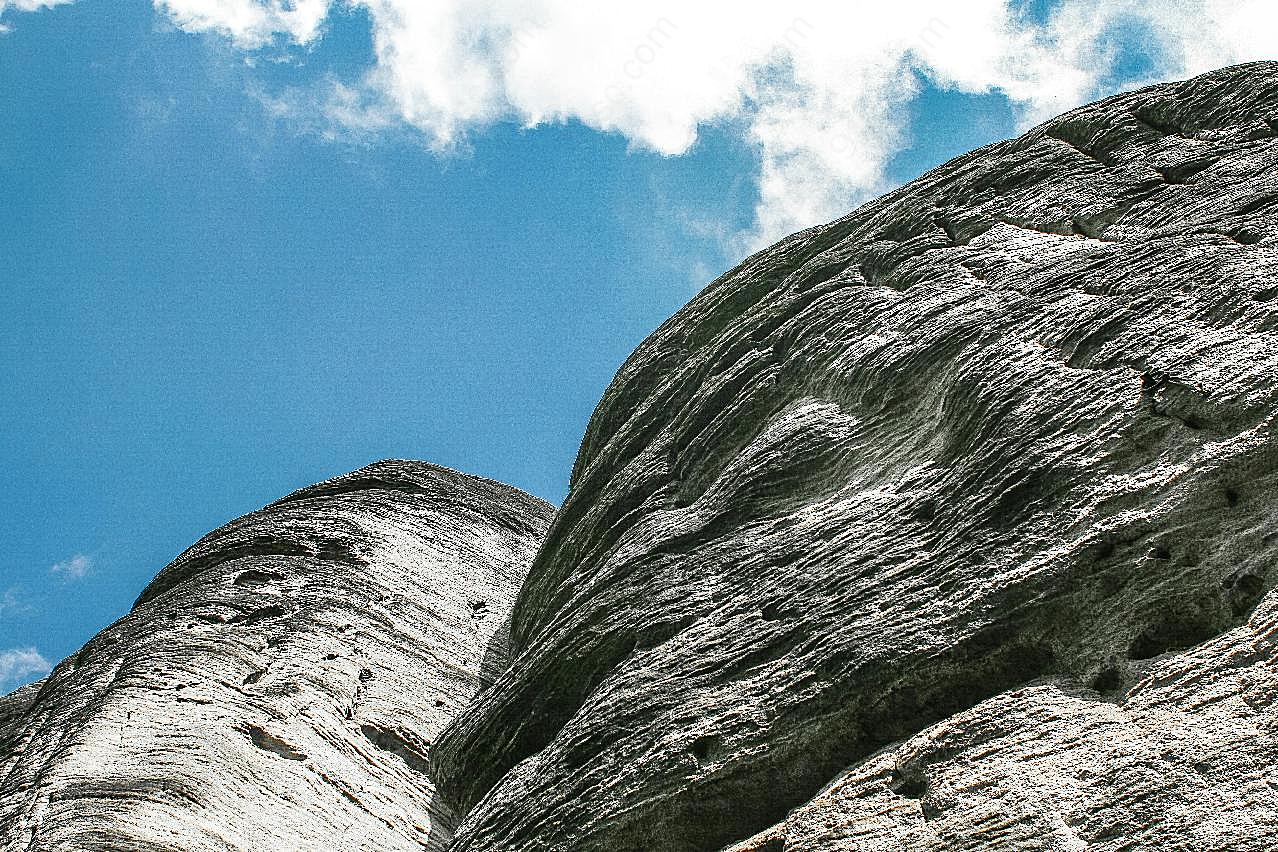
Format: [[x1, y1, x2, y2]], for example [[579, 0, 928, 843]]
[[0, 460, 554, 851], [434, 62, 1278, 850], [726, 588, 1278, 851]]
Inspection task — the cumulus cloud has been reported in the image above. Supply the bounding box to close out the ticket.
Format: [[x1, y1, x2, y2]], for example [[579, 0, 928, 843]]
[[147, 0, 1276, 251], [50, 553, 91, 580], [155, 0, 329, 48], [0, 647, 51, 691], [9, 1, 1278, 249], [0, 0, 71, 31], [1049, 0, 1278, 85]]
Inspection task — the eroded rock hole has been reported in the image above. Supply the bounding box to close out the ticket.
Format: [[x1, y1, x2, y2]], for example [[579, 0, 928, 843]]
[[1089, 665, 1123, 693], [233, 569, 285, 588], [890, 766, 929, 801], [314, 539, 361, 563], [360, 723, 431, 774], [1127, 599, 1222, 660], [1224, 567, 1267, 617], [690, 734, 721, 764], [241, 723, 306, 761], [912, 499, 937, 522], [229, 604, 289, 626], [760, 601, 785, 622]]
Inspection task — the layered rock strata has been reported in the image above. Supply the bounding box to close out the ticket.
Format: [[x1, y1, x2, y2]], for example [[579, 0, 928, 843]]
[[0, 461, 554, 852], [727, 587, 1278, 851], [433, 61, 1278, 851], [5, 60, 1278, 852]]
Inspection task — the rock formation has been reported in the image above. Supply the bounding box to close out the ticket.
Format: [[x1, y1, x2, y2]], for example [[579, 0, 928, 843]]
[[434, 61, 1278, 850], [724, 591, 1278, 850], [5, 61, 1278, 851], [0, 461, 554, 851]]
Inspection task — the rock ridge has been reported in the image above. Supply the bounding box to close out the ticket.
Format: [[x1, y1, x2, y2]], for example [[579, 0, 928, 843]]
[[5, 60, 1278, 852]]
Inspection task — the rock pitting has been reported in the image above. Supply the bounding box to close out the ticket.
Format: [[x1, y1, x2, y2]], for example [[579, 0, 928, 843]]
[[5, 61, 1278, 852]]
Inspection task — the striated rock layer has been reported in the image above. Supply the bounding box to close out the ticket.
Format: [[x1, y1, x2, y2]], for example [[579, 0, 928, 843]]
[[724, 588, 1278, 851], [434, 62, 1278, 850], [0, 460, 554, 851]]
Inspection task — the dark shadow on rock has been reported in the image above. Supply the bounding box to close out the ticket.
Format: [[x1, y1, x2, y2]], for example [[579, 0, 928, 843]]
[[424, 614, 518, 850], [477, 613, 515, 687]]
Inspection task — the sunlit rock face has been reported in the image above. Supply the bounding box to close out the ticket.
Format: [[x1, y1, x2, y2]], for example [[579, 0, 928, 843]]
[[433, 61, 1278, 851], [0, 461, 554, 852]]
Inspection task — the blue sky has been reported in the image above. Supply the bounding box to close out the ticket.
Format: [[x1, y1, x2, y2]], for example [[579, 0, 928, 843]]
[[1, 0, 1272, 691]]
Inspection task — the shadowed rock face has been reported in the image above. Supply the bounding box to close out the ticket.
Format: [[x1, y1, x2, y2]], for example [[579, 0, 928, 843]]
[[433, 62, 1278, 850], [724, 590, 1278, 851], [0, 460, 554, 851]]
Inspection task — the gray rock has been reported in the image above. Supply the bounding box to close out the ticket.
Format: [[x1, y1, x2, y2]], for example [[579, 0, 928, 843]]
[[725, 587, 1278, 851], [433, 61, 1278, 851], [0, 460, 554, 851]]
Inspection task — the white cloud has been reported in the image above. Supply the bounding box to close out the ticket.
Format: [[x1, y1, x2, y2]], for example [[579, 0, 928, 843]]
[[0, 0, 67, 35], [0, 0, 70, 33], [148, 1, 1276, 251], [0, 0, 73, 12], [0, 586, 29, 615], [0, 647, 51, 691], [8, 1, 1278, 250], [154, 0, 329, 48], [50, 553, 91, 580]]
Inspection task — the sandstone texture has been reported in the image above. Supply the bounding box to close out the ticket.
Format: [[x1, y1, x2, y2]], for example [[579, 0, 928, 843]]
[[0, 461, 554, 851], [433, 62, 1278, 850]]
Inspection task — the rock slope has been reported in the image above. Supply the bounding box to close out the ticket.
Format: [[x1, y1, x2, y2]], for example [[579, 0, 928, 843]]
[[433, 61, 1278, 850], [0, 460, 554, 851]]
